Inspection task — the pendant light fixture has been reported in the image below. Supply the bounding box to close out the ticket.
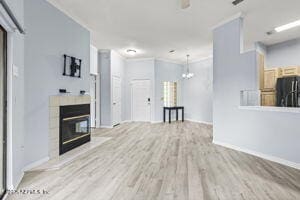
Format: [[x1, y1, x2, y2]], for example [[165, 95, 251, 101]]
[[182, 54, 194, 79]]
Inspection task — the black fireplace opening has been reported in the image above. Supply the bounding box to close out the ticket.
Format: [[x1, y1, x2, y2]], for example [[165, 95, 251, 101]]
[[60, 104, 91, 155]]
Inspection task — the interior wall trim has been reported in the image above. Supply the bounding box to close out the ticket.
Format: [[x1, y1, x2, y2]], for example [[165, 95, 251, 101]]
[[0, 0, 25, 34], [213, 140, 300, 170], [121, 120, 131, 124], [11, 172, 24, 190], [155, 58, 183, 65], [100, 125, 113, 129], [5, 31, 14, 191], [186, 119, 213, 125], [22, 157, 50, 172], [150, 121, 163, 124], [189, 55, 213, 64], [126, 57, 155, 62]]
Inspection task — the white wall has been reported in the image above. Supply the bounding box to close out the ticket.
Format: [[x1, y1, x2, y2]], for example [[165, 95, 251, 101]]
[[124, 59, 155, 121], [266, 38, 300, 67], [213, 17, 300, 168], [182, 58, 213, 123]]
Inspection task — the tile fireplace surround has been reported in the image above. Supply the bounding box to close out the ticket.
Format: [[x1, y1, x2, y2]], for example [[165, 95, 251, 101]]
[[49, 95, 91, 159]]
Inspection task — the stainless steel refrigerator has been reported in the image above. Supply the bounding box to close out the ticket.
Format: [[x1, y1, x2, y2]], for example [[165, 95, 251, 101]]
[[276, 76, 300, 107]]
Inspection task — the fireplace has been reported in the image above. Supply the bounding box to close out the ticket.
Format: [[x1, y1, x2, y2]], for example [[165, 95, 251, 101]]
[[59, 104, 91, 155]]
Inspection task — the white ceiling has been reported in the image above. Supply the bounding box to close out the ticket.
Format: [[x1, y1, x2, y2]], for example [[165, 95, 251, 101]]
[[48, 0, 300, 63]]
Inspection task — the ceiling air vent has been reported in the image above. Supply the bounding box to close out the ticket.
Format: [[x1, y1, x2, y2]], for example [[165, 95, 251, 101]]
[[232, 0, 244, 6]]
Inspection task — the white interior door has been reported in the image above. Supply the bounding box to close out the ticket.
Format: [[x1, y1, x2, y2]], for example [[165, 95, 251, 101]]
[[112, 76, 121, 126], [132, 80, 151, 122]]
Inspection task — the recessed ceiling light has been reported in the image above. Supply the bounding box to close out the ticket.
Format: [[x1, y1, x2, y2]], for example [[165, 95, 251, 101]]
[[126, 49, 137, 55], [275, 19, 300, 32]]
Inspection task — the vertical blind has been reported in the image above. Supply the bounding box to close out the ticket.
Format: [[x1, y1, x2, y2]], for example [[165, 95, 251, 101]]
[[163, 82, 177, 107]]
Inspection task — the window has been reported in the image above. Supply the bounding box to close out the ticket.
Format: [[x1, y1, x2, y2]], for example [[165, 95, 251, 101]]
[[163, 82, 177, 107]]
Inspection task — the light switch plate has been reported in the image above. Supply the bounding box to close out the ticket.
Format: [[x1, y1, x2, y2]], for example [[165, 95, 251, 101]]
[[13, 65, 19, 77]]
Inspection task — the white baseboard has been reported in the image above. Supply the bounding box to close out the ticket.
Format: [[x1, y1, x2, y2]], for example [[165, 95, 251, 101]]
[[151, 119, 213, 125], [23, 157, 50, 172], [121, 120, 131, 124], [9, 171, 24, 190], [151, 121, 163, 124], [100, 125, 113, 129], [213, 140, 300, 170], [151, 119, 185, 124], [186, 119, 213, 125]]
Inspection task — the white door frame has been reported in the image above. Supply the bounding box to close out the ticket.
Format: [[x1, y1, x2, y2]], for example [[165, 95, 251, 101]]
[[92, 74, 101, 128], [0, 14, 16, 190], [90, 75, 96, 128], [131, 79, 151, 122], [112, 76, 121, 126], [95, 74, 101, 128]]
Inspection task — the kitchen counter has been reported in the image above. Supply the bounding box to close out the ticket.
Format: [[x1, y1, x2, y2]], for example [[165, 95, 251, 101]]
[[239, 106, 300, 114]]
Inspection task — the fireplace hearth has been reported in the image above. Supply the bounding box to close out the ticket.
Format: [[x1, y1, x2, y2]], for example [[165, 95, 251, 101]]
[[60, 104, 91, 155]]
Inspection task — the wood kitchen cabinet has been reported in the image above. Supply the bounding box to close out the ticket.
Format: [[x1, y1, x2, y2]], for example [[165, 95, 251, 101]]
[[281, 66, 300, 77], [261, 66, 300, 106], [261, 90, 276, 106], [263, 68, 282, 90]]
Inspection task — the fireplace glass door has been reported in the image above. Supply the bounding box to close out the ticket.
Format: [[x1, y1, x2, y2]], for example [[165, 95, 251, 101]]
[[61, 115, 90, 146], [60, 104, 91, 155]]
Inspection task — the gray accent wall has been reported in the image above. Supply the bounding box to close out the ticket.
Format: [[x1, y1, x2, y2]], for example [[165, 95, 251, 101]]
[[154, 60, 183, 122], [182, 59, 213, 123], [99, 51, 112, 126], [266, 38, 300, 67], [24, 0, 90, 166], [124, 58, 213, 123], [213, 17, 300, 166], [99, 50, 126, 126]]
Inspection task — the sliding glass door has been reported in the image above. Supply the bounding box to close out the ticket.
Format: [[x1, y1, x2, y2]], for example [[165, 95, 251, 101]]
[[0, 25, 7, 197]]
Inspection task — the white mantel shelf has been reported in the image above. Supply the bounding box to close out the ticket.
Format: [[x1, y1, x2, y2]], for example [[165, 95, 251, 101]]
[[239, 106, 300, 114]]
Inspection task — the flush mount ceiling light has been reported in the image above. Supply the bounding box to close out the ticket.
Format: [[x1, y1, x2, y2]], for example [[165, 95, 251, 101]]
[[126, 49, 137, 55], [182, 55, 194, 79], [181, 0, 190, 9], [275, 19, 300, 32], [232, 0, 244, 6]]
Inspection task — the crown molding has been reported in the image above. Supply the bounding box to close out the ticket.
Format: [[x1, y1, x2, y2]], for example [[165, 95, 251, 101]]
[[189, 55, 213, 64], [126, 57, 155, 62], [155, 58, 183, 65]]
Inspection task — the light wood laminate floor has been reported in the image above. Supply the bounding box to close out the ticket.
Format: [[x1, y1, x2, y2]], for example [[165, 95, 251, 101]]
[[8, 122, 300, 200]]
